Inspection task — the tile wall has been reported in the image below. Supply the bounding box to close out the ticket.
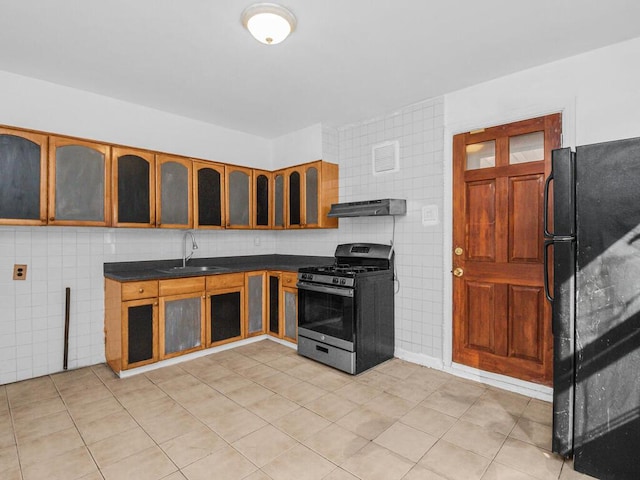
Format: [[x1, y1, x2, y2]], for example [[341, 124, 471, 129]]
[[277, 97, 446, 364]]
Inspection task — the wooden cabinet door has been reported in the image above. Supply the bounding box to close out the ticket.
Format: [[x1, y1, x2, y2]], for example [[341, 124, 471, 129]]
[[253, 169, 272, 229], [112, 147, 155, 228], [285, 166, 304, 228], [282, 285, 298, 343], [0, 127, 48, 225], [268, 273, 281, 337], [159, 291, 205, 359], [315, 161, 339, 229], [156, 154, 193, 229], [194, 160, 225, 229], [452, 114, 561, 386], [207, 286, 244, 347], [245, 271, 266, 337], [225, 166, 252, 228], [48, 136, 111, 226], [272, 170, 286, 229], [122, 298, 158, 369]]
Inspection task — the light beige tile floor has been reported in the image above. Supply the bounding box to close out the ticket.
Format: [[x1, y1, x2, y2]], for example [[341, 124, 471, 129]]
[[0, 340, 597, 480]]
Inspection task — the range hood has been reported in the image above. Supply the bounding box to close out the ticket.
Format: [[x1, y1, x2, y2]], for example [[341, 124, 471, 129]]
[[328, 199, 406, 218]]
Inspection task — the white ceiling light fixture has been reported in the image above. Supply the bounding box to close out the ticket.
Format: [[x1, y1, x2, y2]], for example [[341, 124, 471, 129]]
[[241, 3, 297, 45]]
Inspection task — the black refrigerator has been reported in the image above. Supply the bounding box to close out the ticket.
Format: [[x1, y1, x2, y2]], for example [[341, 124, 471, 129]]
[[545, 137, 640, 480]]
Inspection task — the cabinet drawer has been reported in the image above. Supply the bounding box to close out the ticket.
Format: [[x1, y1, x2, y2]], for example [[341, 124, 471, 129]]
[[206, 272, 245, 290], [159, 277, 205, 296], [122, 280, 158, 301], [281, 271, 298, 287]]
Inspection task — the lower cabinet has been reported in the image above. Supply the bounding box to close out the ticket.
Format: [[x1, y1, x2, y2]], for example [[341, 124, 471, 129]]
[[267, 271, 299, 343], [206, 273, 245, 347], [105, 269, 298, 374], [158, 277, 206, 359]]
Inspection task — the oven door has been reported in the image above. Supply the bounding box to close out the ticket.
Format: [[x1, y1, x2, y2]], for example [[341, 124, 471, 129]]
[[297, 281, 355, 351]]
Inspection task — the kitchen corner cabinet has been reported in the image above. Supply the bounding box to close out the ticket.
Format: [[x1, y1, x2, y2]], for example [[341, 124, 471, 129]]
[[157, 154, 193, 229], [253, 169, 272, 229], [112, 147, 156, 228], [194, 160, 226, 229], [286, 160, 338, 229], [105, 279, 159, 372], [48, 136, 111, 226], [245, 271, 267, 337], [206, 273, 245, 346], [225, 165, 253, 228], [158, 277, 205, 359], [267, 271, 298, 343], [0, 127, 48, 226]]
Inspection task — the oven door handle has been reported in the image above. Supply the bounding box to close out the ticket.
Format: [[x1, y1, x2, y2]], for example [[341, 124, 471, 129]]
[[296, 281, 354, 297]]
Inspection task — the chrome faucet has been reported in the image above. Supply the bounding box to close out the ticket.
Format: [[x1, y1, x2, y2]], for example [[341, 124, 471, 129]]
[[183, 230, 198, 267]]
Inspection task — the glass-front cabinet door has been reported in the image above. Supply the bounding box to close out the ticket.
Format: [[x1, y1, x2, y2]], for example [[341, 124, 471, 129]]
[[194, 160, 225, 229], [245, 271, 266, 337], [304, 163, 320, 227], [159, 291, 205, 359], [122, 298, 158, 369], [272, 171, 286, 229], [225, 166, 252, 228], [48, 136, 111, 226], [253, 169, 271, 229], [156, 154, 193, 228], [0, 127, 48, 225], [286, 167, 303, 228], [112, 147, 155, 228]]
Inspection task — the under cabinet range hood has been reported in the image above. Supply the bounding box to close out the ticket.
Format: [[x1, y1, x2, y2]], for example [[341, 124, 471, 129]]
[[328, 199, 406, 218]]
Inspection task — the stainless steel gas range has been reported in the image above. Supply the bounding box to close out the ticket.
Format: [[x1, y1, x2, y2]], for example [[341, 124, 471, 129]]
[[296, 243, 395, 374]]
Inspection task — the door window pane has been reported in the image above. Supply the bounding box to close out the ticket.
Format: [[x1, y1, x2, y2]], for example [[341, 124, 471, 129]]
[[466, 141, 495, 170], [510, 131, 544, 164]]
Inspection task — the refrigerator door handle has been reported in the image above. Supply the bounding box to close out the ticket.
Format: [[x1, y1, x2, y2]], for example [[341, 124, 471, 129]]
[[543, 239, 554, 304], [543, 172, 554, 238]]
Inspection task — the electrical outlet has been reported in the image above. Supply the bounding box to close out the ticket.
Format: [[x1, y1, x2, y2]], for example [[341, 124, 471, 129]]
[[13, 264, 27, 280]]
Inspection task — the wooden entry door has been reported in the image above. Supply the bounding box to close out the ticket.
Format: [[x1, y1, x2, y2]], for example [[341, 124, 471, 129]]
[[452, 114, 561, 385]]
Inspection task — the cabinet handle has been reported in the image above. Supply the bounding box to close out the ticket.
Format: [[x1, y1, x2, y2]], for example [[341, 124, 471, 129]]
[[139, 288, 144, 293], [49, 217, 55, 221], [154, 302, 158, 306]]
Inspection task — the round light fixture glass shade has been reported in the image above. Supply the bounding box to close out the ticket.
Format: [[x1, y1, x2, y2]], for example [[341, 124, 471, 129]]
[[241, 3, 296, 45]]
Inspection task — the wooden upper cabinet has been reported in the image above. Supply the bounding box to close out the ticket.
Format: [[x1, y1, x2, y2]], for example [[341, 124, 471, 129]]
[[0, 127, 48, 226], [112, 147, 156, 228], [225, 165, 253, 229], [286, 160, 338, 229], [272, 170, 286, 230], [48, 136, 111, 226], [156, 154, 193, 229], [193, 160, 225, 229], [253, 169, 272, 229]]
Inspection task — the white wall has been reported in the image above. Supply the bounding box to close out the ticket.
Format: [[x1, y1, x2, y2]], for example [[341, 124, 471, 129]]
[[270, 123, 323, 170], [0, 70, 271, 167]]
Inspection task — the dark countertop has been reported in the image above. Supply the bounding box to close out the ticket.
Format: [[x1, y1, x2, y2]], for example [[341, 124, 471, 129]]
[[104, 254, 334, 282]]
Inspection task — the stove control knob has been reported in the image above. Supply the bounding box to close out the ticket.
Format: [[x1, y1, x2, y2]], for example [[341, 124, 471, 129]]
[[332, 278, 339, 284], [340, 278, 346, 285]]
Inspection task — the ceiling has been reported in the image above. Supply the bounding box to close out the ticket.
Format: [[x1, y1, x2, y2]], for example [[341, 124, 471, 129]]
[[1, 1, 640, 139]]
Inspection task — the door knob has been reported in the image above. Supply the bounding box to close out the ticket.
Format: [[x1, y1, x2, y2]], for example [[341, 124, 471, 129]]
[[453, 267, 464, 277], [454, 247, 464, 256]]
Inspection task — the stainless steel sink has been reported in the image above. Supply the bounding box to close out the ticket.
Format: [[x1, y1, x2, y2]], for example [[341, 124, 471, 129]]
[[158, 265, 229, 274]]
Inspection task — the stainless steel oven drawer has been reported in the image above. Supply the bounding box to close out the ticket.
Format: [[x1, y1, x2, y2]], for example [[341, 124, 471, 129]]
[[298, 336, 356, 374]]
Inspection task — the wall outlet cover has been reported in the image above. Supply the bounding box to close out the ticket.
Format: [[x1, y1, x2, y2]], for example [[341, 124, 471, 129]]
[[13, 264, 27, 280]]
